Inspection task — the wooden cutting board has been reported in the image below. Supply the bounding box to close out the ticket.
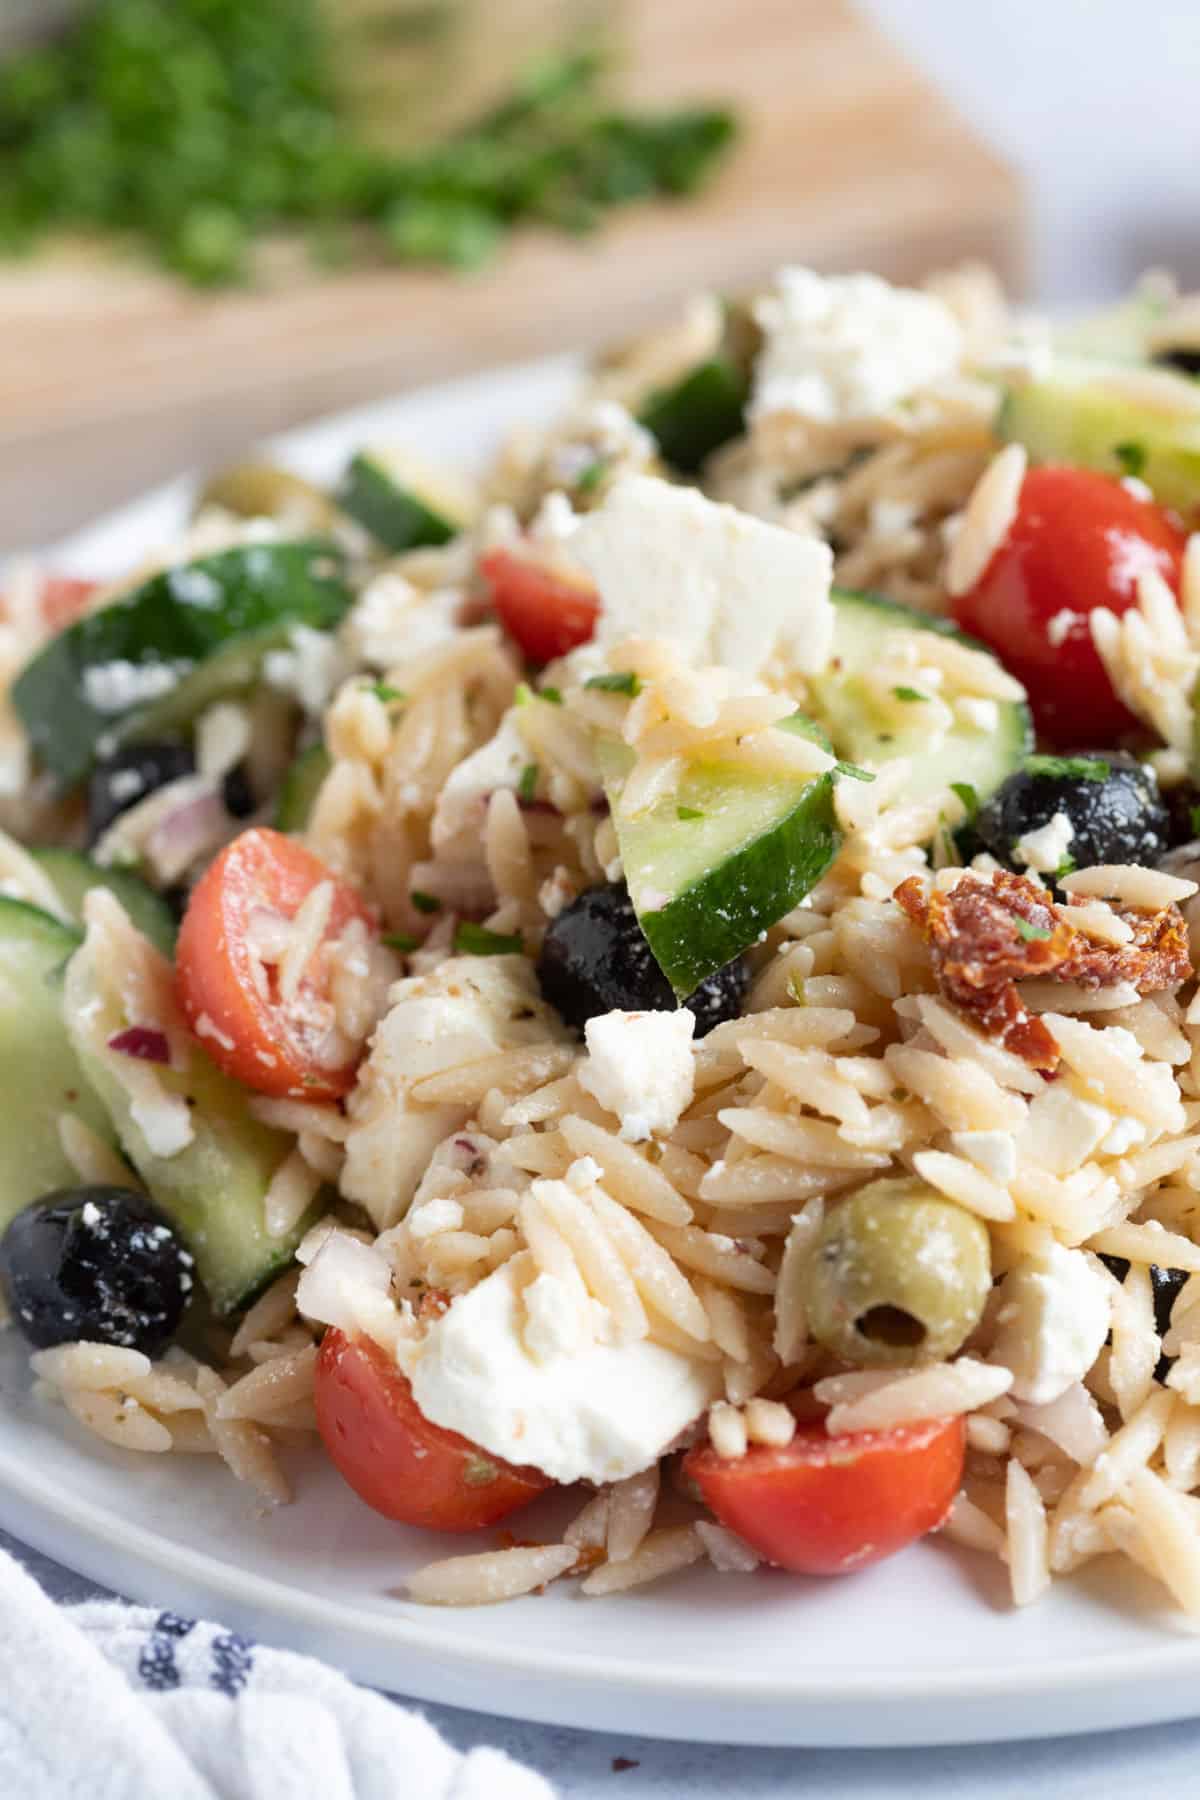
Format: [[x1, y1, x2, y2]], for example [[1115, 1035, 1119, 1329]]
[[0, 0, 1025, 549]]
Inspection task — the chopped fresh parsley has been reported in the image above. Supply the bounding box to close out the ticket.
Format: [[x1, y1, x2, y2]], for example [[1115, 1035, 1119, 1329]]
[[892, 685, 928, 703], [1013, 916, 1052, 943], [586, 671, 642, 696], [382, 931, 419, 952], [950, 781, 979, 821], [365, 681, 405, 704], [410, 890, 442, 914], [676, 805, 705, 821], [576, 456, 611, 494], [1024, 755, 1109, 782], [514, 681, 533, 707], [835, 760, 876, 783], [538, 685, 563, 705], [518, 762, 539, 803], [1114, 441, 1147, 478], [1053, 853, 1077, 881], [453, 922, 524, 956]]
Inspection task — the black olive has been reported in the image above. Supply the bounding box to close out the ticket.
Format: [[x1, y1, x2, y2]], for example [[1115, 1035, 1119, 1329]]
[[0, 1187, 193, 1356], [976, 752, 1169, 879], [221, 762, 256, 818], [1098, 1252, 1188, 1383], [1162, 779, 1200, 851], [87, 742, 195, 846], [536, 882, 749, 1037], [1153, 348, 1200, 378]]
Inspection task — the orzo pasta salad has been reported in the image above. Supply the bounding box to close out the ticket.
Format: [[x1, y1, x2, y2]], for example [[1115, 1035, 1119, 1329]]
[[7, 263, 1200, 1615]]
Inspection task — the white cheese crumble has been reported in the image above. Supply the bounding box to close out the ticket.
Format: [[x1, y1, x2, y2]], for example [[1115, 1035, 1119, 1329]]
[[409, 1197, 465, 1240], [570, 475, 834, 679], [430, 711, 529, 849], [342, 572, 463, 670], [1012, 811, 1075, 874], [82, 660, 182, 715], [401, 1256, 721, 1484], [578, 1008, 696, 1142], [1046, 608, 1084, 648], [988, 1243, 1111, 1405], [949, 1130, 1017, 1187], [954, 696, 999, 733], [750, 267, 962, 426], [262, 625, 347, 714], [523, 1271, 590, 1362]]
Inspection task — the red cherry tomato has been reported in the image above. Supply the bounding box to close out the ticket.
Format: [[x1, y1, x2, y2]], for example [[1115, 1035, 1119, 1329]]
[[40, 576, 101, 631], [684, 1415, 965, 1576], [480, 546, 599, 664], [952, 465, 1187, 745], [314, 1329, 553, 1532], [176, 827, 375, 1101]]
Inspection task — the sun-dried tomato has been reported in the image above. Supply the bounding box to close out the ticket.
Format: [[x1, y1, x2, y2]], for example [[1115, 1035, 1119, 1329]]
[[894, 870, 1191, 1069]]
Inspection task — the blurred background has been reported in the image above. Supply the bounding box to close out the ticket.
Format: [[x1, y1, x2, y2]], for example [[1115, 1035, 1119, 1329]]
[[0, 0, 1196, 548]]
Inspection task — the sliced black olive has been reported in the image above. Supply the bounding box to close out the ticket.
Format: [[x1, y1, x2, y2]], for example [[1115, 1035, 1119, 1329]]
[[221, 762, 256, 819], [0, 1186, 193, 1356], [1098, 1252, 1188, 1383], [1153, 348, 1200, 378], [87, 742, 195, 846], [976, 752, 1169, 879], [536, 881, 749, 1038]]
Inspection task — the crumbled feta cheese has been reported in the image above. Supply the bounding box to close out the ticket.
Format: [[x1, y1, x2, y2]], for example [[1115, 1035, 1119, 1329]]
[[750, 268, 963, 426], [571, 475, 833, 678], [578, 1008, 696, 1141], [342, 956, 568, 1229], [262, 625, 347, 714], [1098, 1115, 1147, 1157], [988, 1243, 1111, 1405], [565, 1155, 603, 1192], [1046, 609, 1084, 648], [401, 1257, 721, 1483], [949, 1130, 1017, 1186], [82, 660, 182, 715], [409, 1197, 465, 1240], [430, 711, 529, 849], [523, 1271, 589, 1362], [1018, 1082, 1114, 1176], [954, 697, 999, 733], [1012, 811, 1074, 874], [342, 572, 463, 669]]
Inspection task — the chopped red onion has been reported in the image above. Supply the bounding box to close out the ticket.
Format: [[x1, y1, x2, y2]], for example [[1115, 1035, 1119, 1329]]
[[107, 1025, 170, 1064]]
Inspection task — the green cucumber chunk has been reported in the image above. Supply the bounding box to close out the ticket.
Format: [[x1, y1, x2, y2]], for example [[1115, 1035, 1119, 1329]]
[[338, 449, 468, 552], [806, 590, 1033, 806], [1053, 293, 1170, 362], [275, 742, 332, 833], [13, 540, 353, 787], [637, 356, 749, 475], [0, 897, 121, 1242], [62, 931, 320, 1315], [997, 355, 1200, 513], [597, 722, 840, 999], [30, 848, 177, 957]]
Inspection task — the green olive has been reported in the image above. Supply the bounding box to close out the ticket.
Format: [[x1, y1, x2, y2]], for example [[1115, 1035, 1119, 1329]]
[[802, 1177, 991, 1368], [194, 462, 338, 532]]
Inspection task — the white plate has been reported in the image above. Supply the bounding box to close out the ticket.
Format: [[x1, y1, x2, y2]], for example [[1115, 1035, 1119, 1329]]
[[4, 355, 1200, 1748]]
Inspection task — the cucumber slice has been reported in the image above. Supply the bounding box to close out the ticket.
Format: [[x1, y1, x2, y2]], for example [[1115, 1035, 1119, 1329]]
[[13, 540, 353, 788], [807, 591, 1033, 807], [637, 357, 749, 475], [30, 848, 177, 957], [338, 449, 472, 552], [597, 721, 840, 999], [998, 355, 1200, 512], [275, 742, 332, 833], [0, 897, 120, 1242], [62, 930, 319, 1314]]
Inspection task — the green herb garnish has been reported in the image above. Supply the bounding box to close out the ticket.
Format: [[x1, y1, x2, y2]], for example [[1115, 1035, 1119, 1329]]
[[538, 685, 563, 705], [382, 931, 419, 952], [1013, 916, 1053, 943], [454, 922, 523, 956], [366, 681, 405, 704], [0, 15, 737, 288], [1114, 441, 1147, 478], [892, 686, 928, 703], [950, 781, 979, 821], [1053, 854, 1077, 881], [676, 805, 705, 821], [576, 457, 610, 495], [514, 681, 533, 707], [586, 671, 642, 696], [410, 890, 441, 914], [518, 762, 539, 803], [1024, 755, 1110, 782], [834, 761, 876, 783]]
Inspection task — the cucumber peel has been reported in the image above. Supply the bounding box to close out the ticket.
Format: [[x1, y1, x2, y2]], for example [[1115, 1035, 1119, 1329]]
[[13, 540, 353, 787], [30, 848, 177, 957], [338, 449, 469, 552], [637, 357, 749, 475], [275, 742, 332, 833]]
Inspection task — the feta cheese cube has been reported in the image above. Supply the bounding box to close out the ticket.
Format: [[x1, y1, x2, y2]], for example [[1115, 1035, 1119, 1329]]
[[570, 475, 833, 679], [431, 711, 529, 849], [988, 1242, 1111, 1405], [401, 1256, 722, 1483], [751, 268, 963, 426], [578, 1008, 696, 1141], [949, 1130, 1017, 1187], [1012, 811, 1075, 875]]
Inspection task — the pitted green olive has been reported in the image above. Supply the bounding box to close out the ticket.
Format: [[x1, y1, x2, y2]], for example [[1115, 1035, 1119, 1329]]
[[195, 462, 338, 532], [802, 1176, 992, 1367]]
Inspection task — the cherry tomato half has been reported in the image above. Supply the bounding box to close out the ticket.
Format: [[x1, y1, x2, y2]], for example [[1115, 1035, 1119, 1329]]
[[40, 576, 101, 632], [684, 1415, 965, 1576], [480, 546, 599, 664], [314, 1329, 553, 1532], [952, 465, 1187, 745], [176, 827, 375, 1101]]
